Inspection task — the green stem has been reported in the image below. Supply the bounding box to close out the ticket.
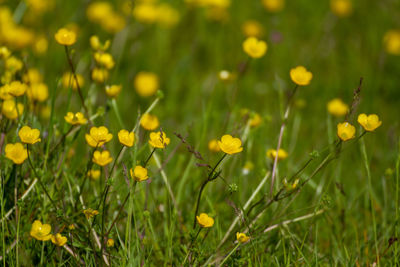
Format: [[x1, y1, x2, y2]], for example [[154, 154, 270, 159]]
[[218, 243, 240, 267]]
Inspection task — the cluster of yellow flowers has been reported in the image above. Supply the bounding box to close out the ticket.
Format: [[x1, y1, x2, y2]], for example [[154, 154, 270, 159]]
[[337, 114, 382, 141], [186, 0, 231, 22], [133, 0, 180, 27], [30, 220, 67, 247], [86, 1, 126, 34]]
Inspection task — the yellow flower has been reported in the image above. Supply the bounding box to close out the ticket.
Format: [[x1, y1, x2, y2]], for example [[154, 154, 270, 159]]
[[149, 131, 170, 149], [266, 148, 288, 161], [140, 113, 160, 130], [0, 46, 11, 59], [90, 35, 110, 51], [94, 52, 115, 69], [283, 178, 299, 191], [5, 56, 23, 73], [87, 2, 113, 24], [62, 72, 85, 90], [18, 126, 41, 144], [88, 169, 101, 180], [27, 83, 49, 102], [208, 139, 221, 152], [23, 68, 43, 84], [5, 143, 28, 164], [30, 220, 52, 241], [330, 0, 352, 17], [218, 135, 243, 155], [337, 122, 356, 141], [134, 72, 159, 97], [64, 112, 87, 125], [2, 99, 24, 120], [51, 233, 67, 246], [8, 81, 28, 97], [118, 129, 135, 147], [357, 114, 382, 132], [33, 35, 49, 55], [107, 238, 115, 247], [130, 166, 149, 182], [327, 98, 349, 117], [249, 113, 262, 128], [236, 232, 250, 243], [92, 150, 113, 166], [83, 208, 99, 219], [242, 37, 267, 58], [262, 0, 284, 12], [196, 213, 214, 228], [54, 28, 76, 46], [290, 66, 313, 86], [105, 84, 122, 98], [91, 68, 109, 83], [242, 161, 254, 175], [242, 20, 263, 38], [0, 85, 12, 100], [85, 126, 113, 147], [68, 224, 76, 230], [383, 30, 400, 56]]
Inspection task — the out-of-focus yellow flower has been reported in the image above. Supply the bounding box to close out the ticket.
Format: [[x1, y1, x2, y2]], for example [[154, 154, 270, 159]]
[[40, 105, 51, 119], [327, 98, 349, 117], [262, 0, 284, 12], [140, 113, 159, 130], [208, 139, 221, 152], [94, 52, 115, 69], [5, 56, 23, 73], [90, 35, 111, 51], [118, 129, 135, 147], [68, 224, 76, 230], [130, 166, 149, 182], [383, 30, 400, 56], [88, 169, 101, 180], [19, 126, 41, 144], [30, 220, 52, 241], [102, 14, 126, 33], [156, 4, 180, 28], [242, 20, 264, 38], [0, 85, 12, 100], [26, 0, 55, 14], [133, 3, 159, 24], [2, 99, 24, 119], [87, 2, 126, 33], [5, 143, 28, 164], [83, 208, 99, 219], [33, 35, 48, 55], [218, 70, 233, 81], [337, 122, 355, 141], [290, 66, 312, 86], [196, 213, 214, 228], [249, 113, 262, 128], [243, 37, 267, 58], [242, 161, 254, 175], [93, 150, 113, 166], [283, 178, 299, 191], [149, 131, 170, 149], [134, 72, 159, 97], [266, 148, 288, 161], [107, 238, 115, 247], [27, 83, 48, 102], [23, 68, 43, 84], [54, 28, 76, 46], [357, 114, 382, 132], [236, 232, 250, 243], [105, 84, 122, 98], [62, 72, 85, 90], [330, 0, 352, 17], [92, 68, 109, 83], [51, 233, 67, 246], [218, 135, 243, 155], [0, 46, 11, 59], [8, 81, 27, 97], [64, 112, 87, 125], [85, 126, 113, 147]]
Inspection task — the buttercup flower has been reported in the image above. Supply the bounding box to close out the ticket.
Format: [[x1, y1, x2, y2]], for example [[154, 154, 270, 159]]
[[196, 213, 214, 228], [357, 114, 382, 132], [2, 99, 24, 119], [236, 232, 250, 244], [94, 52, 115, 69], [208, 139, 221, 152], [384, 30, 400, 55], [134, 72, 159, 97], [262, 0, 284, 12], [118, 129, 135, 147], [54, 28, 76, 46], [51, 233, 67, 246], [5, 143, 28, 164], [140, 113, 160, 130], [88, 169, 101, 180], [83, 208, 99, 219], [249, 113, 262, 127], [8, 81, 28, 97], [23, 68, 43, 84], [30, 220, 52, 241], [266, 148, 288, 161], [27, 83, 49, 102], [290, 66, 313, 86], [327, 98, 349, 117], [149, 131, 170, 149], [242, 37, 267, 58], [64, 112, 87, 125], [105, 84, 122, 98], [91, 68, 109, 83], [90, 35, 110, 51], [85, 126, 113, 147], [92, 150, 113, 166], [330, 0, 352, 17], [62, 72, 84, 90], [242, 20, 263, 38], [218, 135, 243, 155], [130, 166, 149, 182], [107, 238, 115, 247], [19, 126, 41, 144], [0, 85, 12, 100], [337, 122, 356, 141]]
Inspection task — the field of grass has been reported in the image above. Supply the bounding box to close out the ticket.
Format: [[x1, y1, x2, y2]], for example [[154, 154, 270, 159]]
[[1, 0, 400, 266]]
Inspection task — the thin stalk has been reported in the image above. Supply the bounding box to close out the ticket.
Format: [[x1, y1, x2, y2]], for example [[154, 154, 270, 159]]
[[218, 243, 240, 267]]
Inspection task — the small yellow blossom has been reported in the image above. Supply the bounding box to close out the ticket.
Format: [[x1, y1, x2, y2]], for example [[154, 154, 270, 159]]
[[94, 52, 115, 69], [54, 28, 77, 46], [130, 166, 149, 182], [236, 232, 250, 243], [266, 148, 288, 161], [140, 113, 160, 130], [23, 68, 43, 84], [149, 131, 170, 149], [107, 238, 115, 247], [134, 72, 159, 97], [383, 30, 400, 56], [262, 0, 284, 12], [85, 126, 113, 147], [208, 139, 221, 152], [83, 208, 99, 219], [218, 135, 243, 155], [357, 114, 382, 132], [327, 98, 349, 117], [62, 72, 85, 90], [88, 169, 101, 180], [105, 84, 122, 98], [196, 213, 214, 228], [30, 220, 52, 241], [290, 66, 313, 86], [93, 150, 113, 166], [0, 46, 11, 59], [51, 233, 67, 246], [33, 35, 49, 55], [68, 224, 76, 230], [249, 113, 262, 127], [90, 35, 110, 51], [283, 178, 299, 191], [64, 112, 87, 125], [19, 126, 41, 144], [2, 99, 24, 120], [118, 129, 135, 147], [242, 20, 263, 38], [242, 37, 267, 58], [8, 81, 27, 97], [27, 83, 49, 102], [91, 68, 109, 83], [242, 161, 254, 175], [330, 0, 352, 17], [337, 122, 356, 141], [5, 56, 23, 73], [5, 143, 28, 164]]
